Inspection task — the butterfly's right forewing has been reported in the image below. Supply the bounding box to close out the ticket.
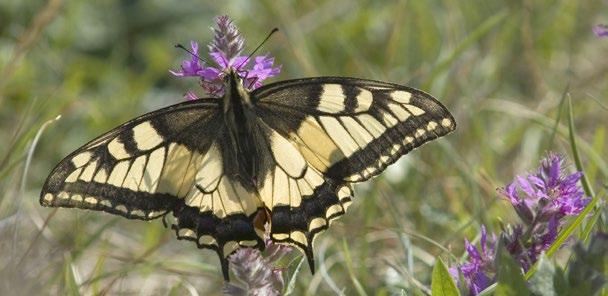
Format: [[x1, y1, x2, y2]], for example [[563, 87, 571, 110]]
[[253, 76, 456, 182], [251, 77, 455, 269]]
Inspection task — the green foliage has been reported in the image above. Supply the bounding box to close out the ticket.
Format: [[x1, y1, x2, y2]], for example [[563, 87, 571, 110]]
[[432, 258, 460, 296], [560, 232, 607, 295], [1, 0, 606, 294], [528, 233, 608, 296], [495, 244, 531, 296]]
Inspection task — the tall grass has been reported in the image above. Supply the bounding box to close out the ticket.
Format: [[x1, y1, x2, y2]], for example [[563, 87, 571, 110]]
[[0, 1, 606, 294]]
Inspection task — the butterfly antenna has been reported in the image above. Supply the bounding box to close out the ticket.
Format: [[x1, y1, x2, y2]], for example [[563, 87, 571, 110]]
[[174, 43, 207, 64], [236, 28, 279, 69]]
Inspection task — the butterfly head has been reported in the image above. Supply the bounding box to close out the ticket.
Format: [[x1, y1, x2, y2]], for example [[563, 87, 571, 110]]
[[223, 68, 252, 112]]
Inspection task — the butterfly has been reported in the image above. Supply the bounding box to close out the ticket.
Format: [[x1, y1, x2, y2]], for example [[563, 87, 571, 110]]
[[40, 69, 455, 280]]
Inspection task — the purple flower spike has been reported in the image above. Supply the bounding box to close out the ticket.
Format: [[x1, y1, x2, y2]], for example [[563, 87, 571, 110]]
[[499, 153, 590, 223], [209, 15, 245, 63], [225, 237, 291, 295], [452, 153, 590, 295], [593, 24, 608, 37], [451, 226, 497, 295], [171, 15, 281, 98]]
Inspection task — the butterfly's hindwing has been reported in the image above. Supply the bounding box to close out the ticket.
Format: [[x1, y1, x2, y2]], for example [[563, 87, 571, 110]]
[[251, 119, 354, 269]]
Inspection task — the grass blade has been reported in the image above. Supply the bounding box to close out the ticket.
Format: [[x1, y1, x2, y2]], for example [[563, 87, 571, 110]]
[[567, 96, 595, 198]]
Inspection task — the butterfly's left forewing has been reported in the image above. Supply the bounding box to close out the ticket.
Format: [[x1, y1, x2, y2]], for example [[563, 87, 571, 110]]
[[40, 99, 267, 279]]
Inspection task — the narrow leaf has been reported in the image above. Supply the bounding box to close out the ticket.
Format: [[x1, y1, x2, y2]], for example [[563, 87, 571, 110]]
[[64, 256, 82, 296], [567, 96, 595, 197]]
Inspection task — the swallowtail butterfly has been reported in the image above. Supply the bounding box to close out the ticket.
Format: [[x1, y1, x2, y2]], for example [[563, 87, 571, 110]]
[[41, 69, 455, 280]]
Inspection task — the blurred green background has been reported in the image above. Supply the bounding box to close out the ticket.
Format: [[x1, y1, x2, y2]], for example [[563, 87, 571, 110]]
[[1, 0, 606, 295]]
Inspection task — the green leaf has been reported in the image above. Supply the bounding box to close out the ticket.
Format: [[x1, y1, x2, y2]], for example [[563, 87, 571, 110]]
[[495, 245, 531, 296], [552, 266, 570, 295], [566, 232, 608, 295], [431, 258, 460, 296], [528, 254, 556, 296]]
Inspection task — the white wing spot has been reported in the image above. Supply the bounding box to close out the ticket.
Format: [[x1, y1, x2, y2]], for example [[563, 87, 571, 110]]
[[94, 168, 108, 183], [239, 240, 258, 247], [427, 121, 438, 131], [125, 155, 146, 191], [326, 204, 343, 219], [318, 84, 346, 113], [387, 103, 411, 121], [199, 235, 217, 246], [390, 90, 411, 103], [71, 152, 92, 168], [79, 160, 98, 182], [115, 204, 128, 213], [290, 231, 307, 245], [107, 161, 130, 187], [441, 118, 452, 127], [65, 168, 82, 183], [390, 143, 401, 154], [356, 114, 386, 138], [354, 88, 373, 112], [84, 197, 98, 204], [108, 138, 131, 159], [340, 116, 374, 149], [272, 233, 289, 240], [308, 217, 326, 231], [319, 116, 359, 157], [178, 228, 196, 238], [415, 129, 425, 138], [141, 147, 165, 192], [43, 193, 54, 202], [404, 104, 426, 116], [223, 241, 239, 257], [131, 210, 145, 217], [132, 121, 163, 151]]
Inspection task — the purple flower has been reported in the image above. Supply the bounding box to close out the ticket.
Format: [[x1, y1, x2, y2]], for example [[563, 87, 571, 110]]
[[171, 15, 281, 98], [593, 24, 608, 37], [224, 236, 292, 295], [450, 226, 497, 295], [169, 41, 204, 77], [498, 153, 590, 271], [451, 153, 591, 294], [499, 153, 590, 223]]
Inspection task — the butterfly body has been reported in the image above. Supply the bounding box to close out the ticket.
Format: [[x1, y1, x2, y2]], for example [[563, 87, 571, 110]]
[[41, 73, 456, 280]]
